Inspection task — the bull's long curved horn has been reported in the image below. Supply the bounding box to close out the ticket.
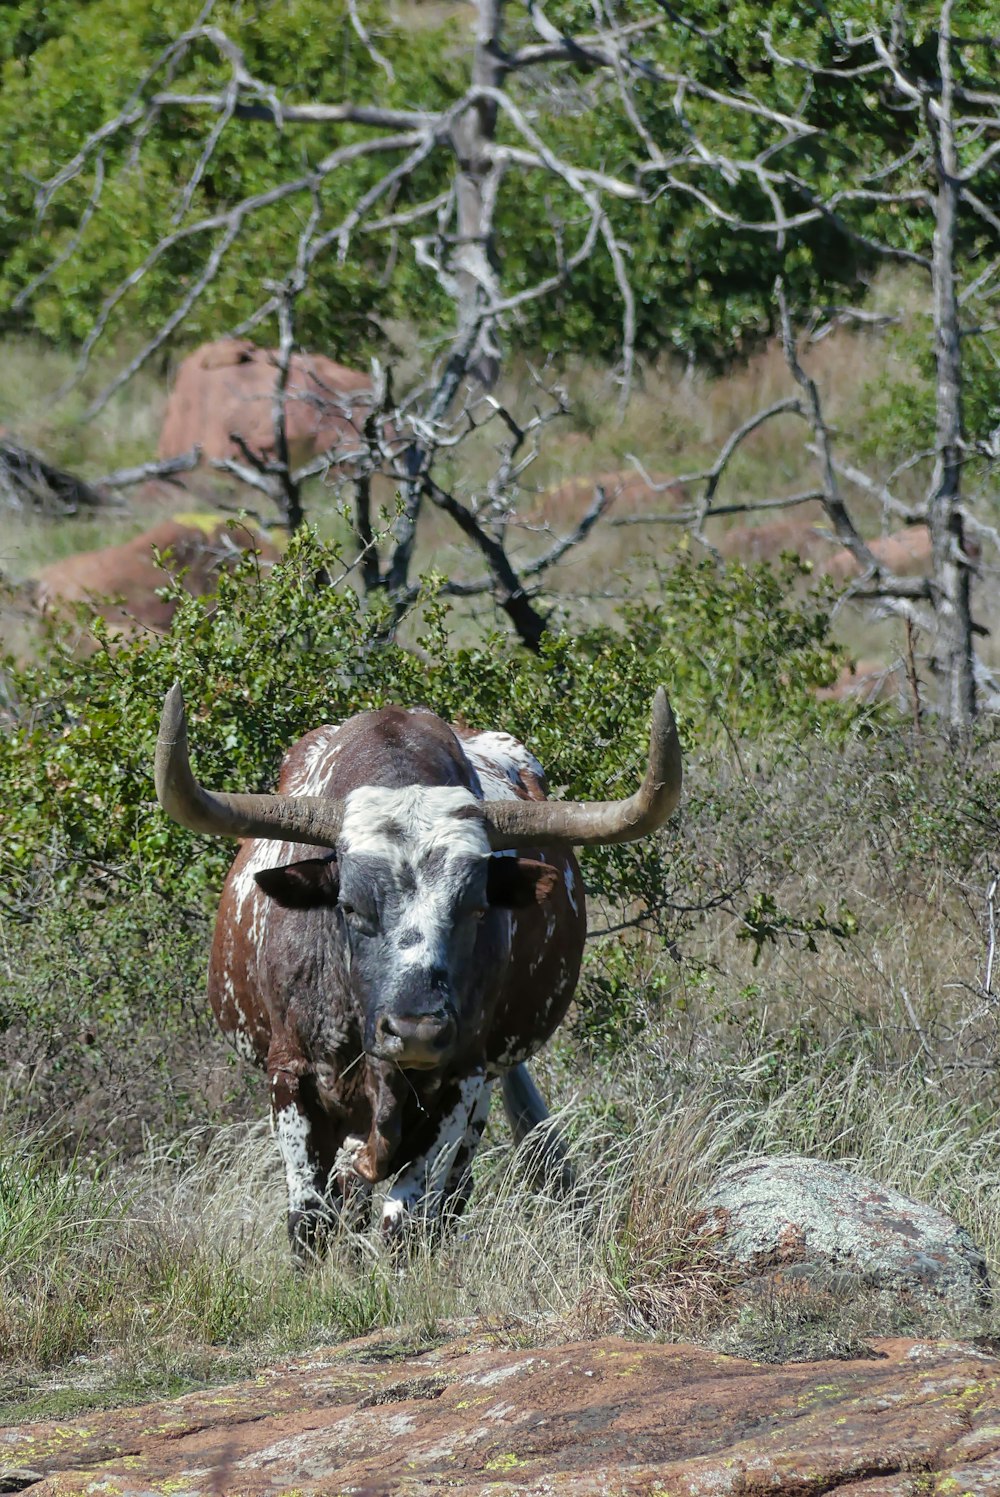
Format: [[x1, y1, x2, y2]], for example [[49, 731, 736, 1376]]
[[482, 687, 681, 850], [154, 683, 345, 848]]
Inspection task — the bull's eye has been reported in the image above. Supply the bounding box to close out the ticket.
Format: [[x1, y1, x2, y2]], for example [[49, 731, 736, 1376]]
[[469, 907, 487, 922], [340, 902, 378, 935]]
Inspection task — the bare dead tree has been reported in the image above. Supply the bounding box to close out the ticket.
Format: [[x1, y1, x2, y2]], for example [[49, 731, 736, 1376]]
[[16, 2, 995, 686], [605, 2, 999, 724], [759, 2, 1000, 725], [13, 1, 838, 650]]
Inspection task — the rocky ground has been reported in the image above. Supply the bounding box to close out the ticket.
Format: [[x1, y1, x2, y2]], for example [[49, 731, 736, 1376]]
[[4, 1330, 1000, 1496]]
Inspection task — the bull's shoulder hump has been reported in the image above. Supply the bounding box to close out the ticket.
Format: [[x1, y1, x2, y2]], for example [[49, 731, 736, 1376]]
[[456, 727, 548, 803], [277, 723, 345, 796]]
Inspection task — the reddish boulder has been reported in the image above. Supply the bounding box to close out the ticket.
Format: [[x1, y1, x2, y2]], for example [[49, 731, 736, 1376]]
[[5, 1333, 1000, 1495], [826, 526, 933, 582], [714, 512, 833, 566], [34, 516, 277, 637], [158, 339, 378, 472], [532, 468, 688, 524]]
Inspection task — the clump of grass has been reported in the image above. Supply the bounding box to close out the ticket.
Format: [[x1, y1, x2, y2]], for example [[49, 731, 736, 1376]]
[[0, 338, 165, 476], [708, 1287, 887, 1364]]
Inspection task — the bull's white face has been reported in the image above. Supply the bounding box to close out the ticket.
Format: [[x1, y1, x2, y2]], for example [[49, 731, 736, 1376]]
[[339, 786, 494, 1066], [255, 784, 556, 1070]]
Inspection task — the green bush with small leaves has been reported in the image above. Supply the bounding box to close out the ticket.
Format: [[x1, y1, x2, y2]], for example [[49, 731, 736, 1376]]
[[4, 529, 997, 1142], [0, 532, 845, 904], [0, 529, 861, 1138]]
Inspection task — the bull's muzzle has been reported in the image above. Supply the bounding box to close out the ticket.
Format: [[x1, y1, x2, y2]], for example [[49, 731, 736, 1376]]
[[371, 1007, 457, 1069]]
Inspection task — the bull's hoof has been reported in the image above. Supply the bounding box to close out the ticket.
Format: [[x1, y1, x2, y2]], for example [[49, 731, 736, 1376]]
[[287, 1205, 337, 1262]]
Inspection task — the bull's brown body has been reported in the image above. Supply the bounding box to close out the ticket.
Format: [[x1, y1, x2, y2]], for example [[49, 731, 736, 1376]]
[[208, 706, 586, 1238], [153, 681, 680, 1250]]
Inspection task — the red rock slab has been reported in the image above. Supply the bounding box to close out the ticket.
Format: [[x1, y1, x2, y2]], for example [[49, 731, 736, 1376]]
[[32, 517, 278, 637], [4, 1336, 1000, 1496], [713, 512, 831, 566]]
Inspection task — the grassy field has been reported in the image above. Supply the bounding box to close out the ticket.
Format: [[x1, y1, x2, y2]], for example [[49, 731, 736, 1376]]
[[2, 286, 1000, 1425], [5, 1019, 998, 1424], [2, 717, 998, 1422]]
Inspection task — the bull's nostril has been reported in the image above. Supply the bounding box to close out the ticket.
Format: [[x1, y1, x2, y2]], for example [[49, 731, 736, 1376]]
[[371, 1006, 457, 1067]]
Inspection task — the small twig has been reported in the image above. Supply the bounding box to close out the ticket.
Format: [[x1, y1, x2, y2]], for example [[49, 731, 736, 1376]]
[[904, 617, 924, 734], [96, 447, 200, 488], [611, 490, 826, 527], [522, 484, 614, 576], [900, 984, 939, 1070], [984, 872, 999, 1002]]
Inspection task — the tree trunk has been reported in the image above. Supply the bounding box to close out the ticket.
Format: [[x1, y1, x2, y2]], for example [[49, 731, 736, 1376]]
[[386, 1, 506, 602], [450, 0, 504, 388], [928, 4, 976, 725]]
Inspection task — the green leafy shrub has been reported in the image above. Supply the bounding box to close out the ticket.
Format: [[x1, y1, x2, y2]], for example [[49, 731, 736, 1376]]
[[2, 527, 998, 1149], [0, 528, 860, 1139], [0, 534, 844, 899]]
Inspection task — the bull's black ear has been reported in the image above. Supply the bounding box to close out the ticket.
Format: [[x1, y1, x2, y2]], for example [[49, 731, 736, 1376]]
[[255, 856, 340, 909], [487, 857, 560, 908]]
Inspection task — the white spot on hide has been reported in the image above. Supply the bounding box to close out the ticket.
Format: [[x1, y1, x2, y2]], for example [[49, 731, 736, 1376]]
[[463, 732, 544, 802], [233, 1029, 258, 1063], [380, 1073, 494, 1231], [340, 784, 490, 863], [233, 836, 297, 924], [273, 1103, 321, 1212], [286, 733, 343, 795], [334, 1133, 366, 1180], [341, 786, 492, 973]]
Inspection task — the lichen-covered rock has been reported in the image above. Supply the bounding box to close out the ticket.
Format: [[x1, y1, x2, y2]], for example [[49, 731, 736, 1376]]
[[4, 1334, 1000, 1495], [693, 1154, 990, 1308]]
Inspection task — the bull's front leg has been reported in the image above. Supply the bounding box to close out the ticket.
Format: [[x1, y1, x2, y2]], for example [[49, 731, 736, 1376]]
[[381, 1071, 495, 1238], [269, 1063, 338, 1256]]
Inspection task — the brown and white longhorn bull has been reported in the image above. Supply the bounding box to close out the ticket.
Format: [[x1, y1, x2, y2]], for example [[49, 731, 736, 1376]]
[[154, 686, 681, 1250]]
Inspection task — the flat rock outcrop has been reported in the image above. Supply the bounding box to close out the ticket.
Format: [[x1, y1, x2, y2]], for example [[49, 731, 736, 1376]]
[[693, 1155, 990, 1309], [5, 1333, 1000, 1495]]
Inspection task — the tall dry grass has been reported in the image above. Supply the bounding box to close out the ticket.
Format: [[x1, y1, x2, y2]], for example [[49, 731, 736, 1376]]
[[4, 1037, 996, 1422], [4, 720, 997, 1422]]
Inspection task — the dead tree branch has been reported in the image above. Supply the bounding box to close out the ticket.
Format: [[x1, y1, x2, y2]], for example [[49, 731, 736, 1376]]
[[1, 438, 128, 516]]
